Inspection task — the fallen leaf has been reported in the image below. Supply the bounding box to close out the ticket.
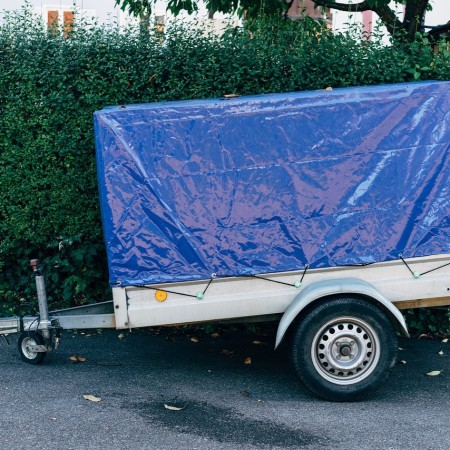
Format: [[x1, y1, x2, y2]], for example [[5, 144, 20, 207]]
[[324, 87, 333, 91], [252, 340, 263, 345], [438, 350, 444, 355], [190, 337, 199, 343], [426, 370, 442, 376], [49, 417, 57, 421], [211, 333, 220, 338], [418, 334, 430, 339], [221, 349, 234, 356], [83, 394, 102, 402], [441, 338, 449, 343], [118, 333, 125, 340], [400, 360, 407, 364], [398, 347, 404, 351], [164, 404, 186, 411], [244, 357, 252, 365], [69, 355, 86, 363]]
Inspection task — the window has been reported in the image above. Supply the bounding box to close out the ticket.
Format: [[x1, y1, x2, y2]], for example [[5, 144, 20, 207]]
[[44, 6, 75, 38], [154, 15, 165, 33]]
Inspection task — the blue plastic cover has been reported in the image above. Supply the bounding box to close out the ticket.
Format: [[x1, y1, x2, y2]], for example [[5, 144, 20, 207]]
[[94, 81, 450, 286]]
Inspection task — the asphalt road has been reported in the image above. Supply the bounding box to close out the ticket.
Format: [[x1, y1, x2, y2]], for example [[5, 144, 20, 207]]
[[1, 325, 450, 450]]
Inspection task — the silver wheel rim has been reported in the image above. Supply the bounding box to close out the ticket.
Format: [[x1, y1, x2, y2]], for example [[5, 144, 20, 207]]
[[311, 316, 380, 385], [21, 336, 39, 360]]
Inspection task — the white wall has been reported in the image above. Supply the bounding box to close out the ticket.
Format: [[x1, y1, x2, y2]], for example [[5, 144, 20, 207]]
[[0, 0, 126, 25], [425, 0, 450, 26], [2, 0, 449, 31], [0, 0, 239, 31]]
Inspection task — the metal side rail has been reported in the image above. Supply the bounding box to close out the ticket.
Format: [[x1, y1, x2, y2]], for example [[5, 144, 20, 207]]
[[0, 301, 116, 364], [0, 317, 22, 335], [50, 301, 116, 329], [0, 316, 50, 335], [0, 301, 116, 335]]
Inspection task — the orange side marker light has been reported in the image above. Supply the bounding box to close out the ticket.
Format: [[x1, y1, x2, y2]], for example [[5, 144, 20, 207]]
[[155, 290, 168, 302]]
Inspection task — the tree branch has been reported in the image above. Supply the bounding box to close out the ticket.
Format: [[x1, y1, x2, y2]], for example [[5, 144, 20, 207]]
[[369, 1, 404, 37], [427, 21, 450, 42], [403, 0, 429, 38], [312, 0, 404, 39], [312, 1, 370, 13]]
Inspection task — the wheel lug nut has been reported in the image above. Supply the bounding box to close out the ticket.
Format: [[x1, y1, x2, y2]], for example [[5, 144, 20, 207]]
[[336, 341, 341, 347], [350, 341, 355, 346], [336, 355, 341, 360], [350, 354, 354, 359]]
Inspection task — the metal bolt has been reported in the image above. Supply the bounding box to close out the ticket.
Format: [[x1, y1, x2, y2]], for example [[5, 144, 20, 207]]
[[336, 355, 341, 360], [350, 354, 354, 359], [336, 341, 341, 347], [350, 340, 355, 346]]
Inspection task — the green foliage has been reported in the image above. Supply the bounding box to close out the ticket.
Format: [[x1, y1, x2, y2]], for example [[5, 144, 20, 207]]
[[117, 0, 290, 18], [405, 308, 450, 337], [0, 7, 449, 316]]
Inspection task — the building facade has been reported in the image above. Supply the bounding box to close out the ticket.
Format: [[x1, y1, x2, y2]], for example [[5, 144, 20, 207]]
[[1, 0, 448, 36]]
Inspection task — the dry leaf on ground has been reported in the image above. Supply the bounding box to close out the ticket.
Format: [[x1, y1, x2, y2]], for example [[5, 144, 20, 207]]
[[69, 355, 86, 363], [164, 404, 186, 411], [221, 349, 234, 356], [418, 334, 431, 339], [83, 394, 102, 402], [438, 350, 444, 355], [400, 360, 407, 364], [426, 370, 442, 376], [244, 357, 252, 365], [190, 337, 199, 343], [441, 338, 449, 343]]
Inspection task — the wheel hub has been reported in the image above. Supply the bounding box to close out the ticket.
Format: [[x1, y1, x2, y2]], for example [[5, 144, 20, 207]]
[[311, 317, 381, 385], [339, 343, 352, 357]]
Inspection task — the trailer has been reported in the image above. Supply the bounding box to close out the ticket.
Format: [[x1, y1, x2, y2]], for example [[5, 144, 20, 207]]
[[1, 81, 449, 401]]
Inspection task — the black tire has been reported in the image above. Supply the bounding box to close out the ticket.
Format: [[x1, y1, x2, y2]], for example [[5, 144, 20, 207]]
[[18, 332, 47, 365], [291, 297, 397, 401]]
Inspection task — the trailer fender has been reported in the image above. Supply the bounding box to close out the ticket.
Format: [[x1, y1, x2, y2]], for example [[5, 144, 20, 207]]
[[275, 278, 409, 349]]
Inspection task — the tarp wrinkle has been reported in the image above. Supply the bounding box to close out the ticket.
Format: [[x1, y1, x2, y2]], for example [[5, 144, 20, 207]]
[[94, 81, 450, 286]]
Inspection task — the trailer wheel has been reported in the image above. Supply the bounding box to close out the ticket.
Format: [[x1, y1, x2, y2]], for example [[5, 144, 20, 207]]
[[291, 297, 397, 401], [18, 332, 47, 364]]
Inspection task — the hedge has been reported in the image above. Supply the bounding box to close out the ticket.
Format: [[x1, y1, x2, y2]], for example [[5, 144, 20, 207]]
[[0, 8, 449, 320]]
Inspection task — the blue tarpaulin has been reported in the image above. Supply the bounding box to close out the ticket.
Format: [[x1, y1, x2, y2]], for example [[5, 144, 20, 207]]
[[94, 81, 450, 286]]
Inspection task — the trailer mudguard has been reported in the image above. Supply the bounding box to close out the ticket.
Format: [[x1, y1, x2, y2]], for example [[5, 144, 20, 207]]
[[275, 278, 409, 349]]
